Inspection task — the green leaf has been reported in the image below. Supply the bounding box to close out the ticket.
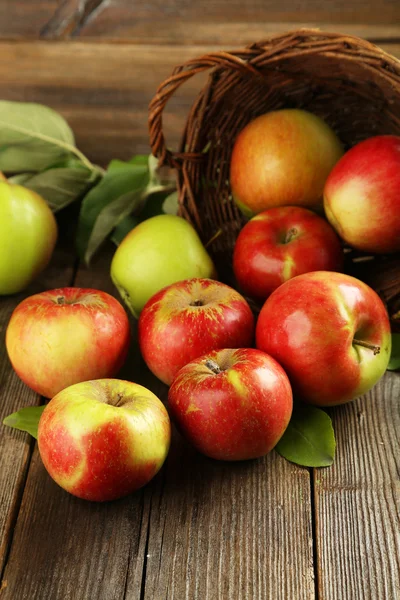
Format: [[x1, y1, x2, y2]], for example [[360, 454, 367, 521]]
[[388, 333, 400, 371], [3, 405, 45, 439], [0, 101, 77, 172], [110, 214, 140, 246], [76, 159, 150, 264], [7, 173, 32, 185], [10, 159, 101, 212], [276, 404, 336, 467]]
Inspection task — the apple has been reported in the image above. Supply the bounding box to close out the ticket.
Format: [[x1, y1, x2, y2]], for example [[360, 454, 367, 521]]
[[6, 287, 130, 398], [256, 271, 392, 406], [233, 206, 344, 301], [324, 135, 400, 253], [0, 177, 57, 295], [111, 214, 217, 318], [38, 379, 171, 501], [230, 109, 344, 217], [138, 278, 255, 385], [168, 348, 293, 461]]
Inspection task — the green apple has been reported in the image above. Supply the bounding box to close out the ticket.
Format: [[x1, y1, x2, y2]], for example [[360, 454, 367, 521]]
[[110, 214, 217, 317], [0, 177, 57, 294]]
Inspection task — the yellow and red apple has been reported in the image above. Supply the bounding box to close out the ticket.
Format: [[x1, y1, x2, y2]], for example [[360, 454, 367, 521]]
[[233, 206, 344, 301], [324, 134, 400, 253], [168, 348, 293, 461], [230, 109, 344, 217], [38, 379, 171, 501], [6, 287, 130, 398], [256, 271, 391, 406], [138, 278, 255, 385]]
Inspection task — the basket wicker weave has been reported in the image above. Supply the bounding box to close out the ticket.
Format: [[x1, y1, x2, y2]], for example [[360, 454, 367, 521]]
[[149, 29, 400, 329]]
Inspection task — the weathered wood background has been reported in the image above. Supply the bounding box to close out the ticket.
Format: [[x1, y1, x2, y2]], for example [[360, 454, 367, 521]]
[[0, 2, 399, 599]]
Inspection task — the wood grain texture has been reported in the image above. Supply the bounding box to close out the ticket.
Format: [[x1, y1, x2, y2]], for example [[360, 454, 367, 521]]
[[134, 435, 315, 600], [0, 1, 58, 38], [72, 1, 400, 45], [0, 41, 399, 167], [0, 240, 75, 576], [315, 372, 400, 600], [1, 246, 315, 600]]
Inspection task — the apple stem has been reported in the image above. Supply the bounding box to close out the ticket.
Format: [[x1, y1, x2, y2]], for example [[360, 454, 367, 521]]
[[285, 228, 298, 244], [56, 296, 66, 305], [353, 339, 381, 355], [204, 359, 222, 374]]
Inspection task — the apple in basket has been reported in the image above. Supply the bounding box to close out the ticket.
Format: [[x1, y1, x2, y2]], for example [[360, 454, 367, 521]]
[[233, 206, 344, 301], [230, 108, 344, 217], [324, 134, 400, 253]]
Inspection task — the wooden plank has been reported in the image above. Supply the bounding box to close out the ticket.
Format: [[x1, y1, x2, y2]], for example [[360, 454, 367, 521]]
[[0, 236, 75, 576], [0, 1, 59, 39], [0, 41, 399, 169], [315, 372, 400, 599], [2, 0, 400, 42], [75, 1, 400, 45], [135, 436, 315, 600], [1, 245, 315, 600]]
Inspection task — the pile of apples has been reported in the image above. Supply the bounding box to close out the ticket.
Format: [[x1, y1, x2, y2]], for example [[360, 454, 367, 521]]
[[4, 108, 399, 502]]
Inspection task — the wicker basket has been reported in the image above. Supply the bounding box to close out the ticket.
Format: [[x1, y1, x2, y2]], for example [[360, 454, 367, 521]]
[[149, 29, 400, 329]]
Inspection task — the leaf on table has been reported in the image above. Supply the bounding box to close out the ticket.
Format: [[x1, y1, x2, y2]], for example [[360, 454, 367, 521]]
[[10, 159, 101, 212], [76, 158, 150, 265], [276, 404, 336, 467], [3, 405, 46, 439], [388, 333, 400, 371], [0, 101, 76, 172]]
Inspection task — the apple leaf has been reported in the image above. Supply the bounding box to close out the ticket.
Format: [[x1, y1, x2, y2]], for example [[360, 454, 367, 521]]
[[77, 155, 178, 263], [3, 405, 46, 439], [0, 101, 77, 172], [76, 158, 151, 264], [110, 214, 140, 246], [387, 333, 400, 371], [276, 404, 336, 467], [8, 159, 101, 212]]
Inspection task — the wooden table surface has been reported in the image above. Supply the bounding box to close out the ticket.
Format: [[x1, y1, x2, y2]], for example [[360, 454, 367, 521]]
[[0, 3, 400, 599]]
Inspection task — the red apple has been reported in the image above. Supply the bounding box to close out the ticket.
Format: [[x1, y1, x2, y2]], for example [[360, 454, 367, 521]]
[[38, 379, 171, 501], [233, 206, 344, 301], [230, 109, 344, 217], [168, 348, 293, 461], [6, 288, 130, 398], [324, 135, 400, 253], [138, 278, 255, 385], [256, 271, 392, 406]]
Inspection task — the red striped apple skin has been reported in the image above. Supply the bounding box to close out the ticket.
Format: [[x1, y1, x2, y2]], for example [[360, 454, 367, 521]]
[[6, 288, 130, 398], [233, 206, 343, 301], [38, 379, 171, 502], [256, 271, 392, 406], [324, 135, 400, 254], [138, 278, 255, 385], [168, 348, 293, 461]]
